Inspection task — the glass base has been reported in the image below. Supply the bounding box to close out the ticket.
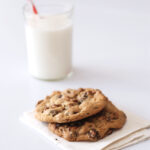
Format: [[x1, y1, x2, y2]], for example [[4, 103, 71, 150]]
[[30, 71, 73, 81]]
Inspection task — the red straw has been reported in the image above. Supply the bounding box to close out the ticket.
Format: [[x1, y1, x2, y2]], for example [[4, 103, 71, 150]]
[[29, 0, 38, 14]]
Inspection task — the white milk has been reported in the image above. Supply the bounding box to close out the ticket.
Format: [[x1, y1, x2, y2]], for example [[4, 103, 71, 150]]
[[25, 14, 72, 80]]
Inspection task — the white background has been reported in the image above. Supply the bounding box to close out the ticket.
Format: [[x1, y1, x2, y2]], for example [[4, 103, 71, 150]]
[[0, 0, 150, 149]]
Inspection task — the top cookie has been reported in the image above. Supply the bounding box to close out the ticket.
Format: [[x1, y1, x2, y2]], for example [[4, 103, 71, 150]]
[[35, 88, 107, 123]]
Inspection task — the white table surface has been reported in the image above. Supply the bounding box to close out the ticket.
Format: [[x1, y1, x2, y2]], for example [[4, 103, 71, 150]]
[[0, 0, 150, 149]]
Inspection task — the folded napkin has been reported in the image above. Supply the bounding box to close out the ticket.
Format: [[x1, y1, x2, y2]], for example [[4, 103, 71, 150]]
[[20, 110, 150, 150]]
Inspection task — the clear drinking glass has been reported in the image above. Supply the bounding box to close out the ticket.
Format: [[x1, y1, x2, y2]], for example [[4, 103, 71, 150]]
[[23, 0, 73, 81]]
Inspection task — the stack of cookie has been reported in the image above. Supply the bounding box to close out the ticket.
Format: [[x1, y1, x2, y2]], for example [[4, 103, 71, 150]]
[[35, 88, 126, 141]]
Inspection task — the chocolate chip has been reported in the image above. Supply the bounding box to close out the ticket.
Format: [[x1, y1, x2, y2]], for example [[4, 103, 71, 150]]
[[67, 90, 71, 93], [62, 107, 66, 110], [112, 114, 118, 120], [88, 129, 100, 139], [57, 95, 62, 98], [60, 128, 63, 132], [105, 112, 118, 122], [78, 101, 81, 105], [106, 116, 111, 121], [68, 103, 76, 107], [79, 92, 88, 103], [88, 91, 93, 95], [83, 92, 88, 98], [72, 99, 78, 103], [78, 88, 84, 92], [50, 110, 59, 116], [44, 106, 49, 110], [69, 131, 77, 139], [106, 129, 113, 136], [73, 111, 78, 114], [36, 100, 43, 106], [51, 104, 61, 108]]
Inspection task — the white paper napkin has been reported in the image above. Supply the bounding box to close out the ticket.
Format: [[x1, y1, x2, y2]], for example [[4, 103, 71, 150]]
[[20, 110, 150, 150]]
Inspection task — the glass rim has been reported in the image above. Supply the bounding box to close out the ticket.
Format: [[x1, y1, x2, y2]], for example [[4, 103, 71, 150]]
[[23, 2, 74, 17]]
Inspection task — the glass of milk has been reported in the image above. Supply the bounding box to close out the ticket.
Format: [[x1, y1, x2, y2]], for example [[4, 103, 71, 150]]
[[23, 0, 73, 80]]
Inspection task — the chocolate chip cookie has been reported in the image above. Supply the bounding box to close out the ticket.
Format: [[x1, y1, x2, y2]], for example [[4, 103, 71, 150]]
[[35, 88, 107, 123], [48, 100, 127, 141]]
